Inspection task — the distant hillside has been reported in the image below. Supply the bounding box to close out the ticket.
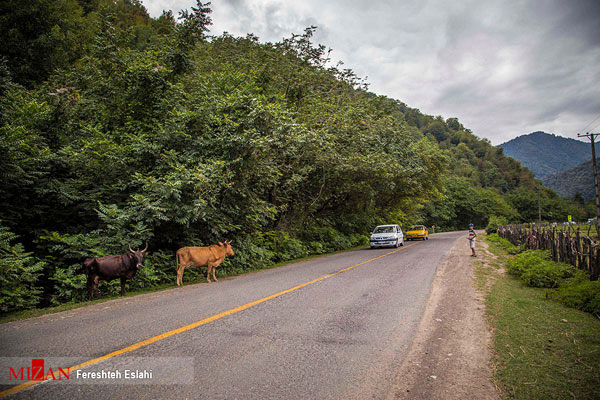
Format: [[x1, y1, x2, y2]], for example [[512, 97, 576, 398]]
[[543, 160, 598, 200], [499, 131, 591, 179]]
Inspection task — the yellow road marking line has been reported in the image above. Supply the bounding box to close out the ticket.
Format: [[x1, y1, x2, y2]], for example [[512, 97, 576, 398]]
[[1, 243, 418, 398]]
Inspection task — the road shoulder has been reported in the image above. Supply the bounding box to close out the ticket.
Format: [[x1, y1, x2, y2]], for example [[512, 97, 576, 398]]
[[386, 234, 499, 400]]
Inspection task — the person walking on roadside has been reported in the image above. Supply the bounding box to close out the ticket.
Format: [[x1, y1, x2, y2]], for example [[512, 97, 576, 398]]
[[467, 223, 477, 257]]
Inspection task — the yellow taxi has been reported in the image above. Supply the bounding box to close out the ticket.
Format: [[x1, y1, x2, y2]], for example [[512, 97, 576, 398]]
[[406, 225, 429, 241]]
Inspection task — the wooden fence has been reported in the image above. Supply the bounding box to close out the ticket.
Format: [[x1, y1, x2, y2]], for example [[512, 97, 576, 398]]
[[497, 223, 600, 280]]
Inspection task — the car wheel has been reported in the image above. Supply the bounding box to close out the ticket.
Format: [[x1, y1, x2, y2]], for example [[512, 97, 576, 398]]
[[400, 239, 404, 246]]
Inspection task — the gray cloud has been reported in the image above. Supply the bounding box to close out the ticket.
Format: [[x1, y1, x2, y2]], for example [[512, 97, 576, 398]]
[[142, 0, 600, 144]]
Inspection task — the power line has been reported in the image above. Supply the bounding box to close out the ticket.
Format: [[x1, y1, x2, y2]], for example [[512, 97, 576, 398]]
[[589, 119, 600, 134], [579, 112, 600, 134]]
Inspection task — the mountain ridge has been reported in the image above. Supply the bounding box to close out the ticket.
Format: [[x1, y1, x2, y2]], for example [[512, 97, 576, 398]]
[[499, 131, 591, 179], [543, 159, 598, 200]]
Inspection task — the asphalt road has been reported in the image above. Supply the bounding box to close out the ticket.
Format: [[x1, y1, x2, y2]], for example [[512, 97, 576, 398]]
[[0, 231, 464, 399]]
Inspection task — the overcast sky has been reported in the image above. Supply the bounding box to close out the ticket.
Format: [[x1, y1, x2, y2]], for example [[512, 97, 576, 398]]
[[142, 0, 600, 145]]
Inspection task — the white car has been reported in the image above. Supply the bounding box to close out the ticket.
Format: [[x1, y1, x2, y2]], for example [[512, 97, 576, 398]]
[[370, 224, 404, 248]]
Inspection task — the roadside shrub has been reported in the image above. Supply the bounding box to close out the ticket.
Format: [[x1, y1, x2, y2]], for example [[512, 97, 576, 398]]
[[349, 233, 369, 248], [127, 262, 161, 290], [146, 250, 178, 284], [559, 269, 590, 287], [307, 241, 326, 254], [519, 261, 580, 288], [259, 231, 310, 263], [0, 224, 45, 313], [487, 233, 522, 255], [506, 250, 551, 277], [486, 215, 508, 234], [549, 281, 600, 315], [300, 226, 353, 252], [50, 264, 87, 305]]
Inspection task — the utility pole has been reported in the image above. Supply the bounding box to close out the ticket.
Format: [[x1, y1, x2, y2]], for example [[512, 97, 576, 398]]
[[578, 132, 600, 232]]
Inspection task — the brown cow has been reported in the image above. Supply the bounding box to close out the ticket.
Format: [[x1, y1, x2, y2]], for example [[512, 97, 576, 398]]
[[176, 241, 234, 286], [83, 244, 148, 300]]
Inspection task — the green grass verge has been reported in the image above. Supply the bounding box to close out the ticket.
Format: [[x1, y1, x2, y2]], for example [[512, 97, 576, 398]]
[[0, 244, 367, 325], [479, 235, 600, 400]]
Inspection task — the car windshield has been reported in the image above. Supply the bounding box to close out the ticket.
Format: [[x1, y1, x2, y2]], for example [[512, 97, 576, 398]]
[[409, 226, 424, 231], [373, 226, 395, 233]]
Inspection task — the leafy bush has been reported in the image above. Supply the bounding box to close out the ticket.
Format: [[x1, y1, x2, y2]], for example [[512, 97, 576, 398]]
[[50, 264, 87, 305], [559, 269, 590, 287], [506, 250, 551, 277], [0, 224, 45, 313], [349, 233, 369, 248], [224, 235, 275, 274], [487, 233, 522, 255], [519, 261, 580, 288], [486, 215, 508, 234], [505, 249, 586, 289], [549, 281, 600, 315], [146, 250, 179, 285], [300, 226, 355, 252], [260, 231, 310, 263]]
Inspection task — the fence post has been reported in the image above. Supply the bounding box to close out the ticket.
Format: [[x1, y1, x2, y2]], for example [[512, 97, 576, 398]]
[[576, 228, 582, 268]]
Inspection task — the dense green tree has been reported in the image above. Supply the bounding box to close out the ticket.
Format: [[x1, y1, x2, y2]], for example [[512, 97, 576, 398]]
[[0, 0, 89, 86], [0, 223, 45, 313]]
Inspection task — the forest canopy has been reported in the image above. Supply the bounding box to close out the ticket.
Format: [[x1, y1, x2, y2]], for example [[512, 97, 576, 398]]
[[0, 0, 590, 313]]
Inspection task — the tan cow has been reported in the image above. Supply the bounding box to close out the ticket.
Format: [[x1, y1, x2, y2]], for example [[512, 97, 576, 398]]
[[176, 241, 234, 286]]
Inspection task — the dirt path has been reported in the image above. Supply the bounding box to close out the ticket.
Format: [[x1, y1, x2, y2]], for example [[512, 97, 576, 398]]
[[386, 234, 500, 400]]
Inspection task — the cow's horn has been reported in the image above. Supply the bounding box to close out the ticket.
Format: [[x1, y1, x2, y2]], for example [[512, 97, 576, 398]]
[[141, 241, 148, 252], [129, 246, 134, 253]]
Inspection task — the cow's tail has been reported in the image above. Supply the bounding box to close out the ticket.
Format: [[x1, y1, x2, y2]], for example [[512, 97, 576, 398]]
[[175, 250, 182, 287]]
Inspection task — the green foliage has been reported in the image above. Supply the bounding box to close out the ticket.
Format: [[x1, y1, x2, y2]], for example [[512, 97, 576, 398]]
[[549, 281, 600, 315], [486, 215, 508, 234], [259, 231, 310, 263], [506, 250, 551, 277], [486, 233, 521, 255], [0, 223, 45, 313], [0, 0, 90, 86], [422, 178, 519, 230], [50, 264, 87, 305], [520, 262, 582, 288]]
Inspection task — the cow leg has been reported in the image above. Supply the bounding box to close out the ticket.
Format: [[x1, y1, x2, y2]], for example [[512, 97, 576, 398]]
[[212, 264, 218, 282], [206, 264, 213, 283], [92, 276, 100, 300], [179, 263, 192, 286], [176, 265, 185, 287], [87, 275, 94, 301], [176, 254, 186, 287], [120, 277, 126, 297]]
